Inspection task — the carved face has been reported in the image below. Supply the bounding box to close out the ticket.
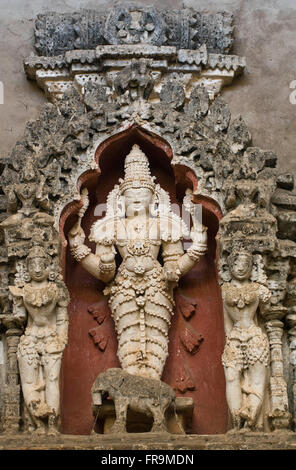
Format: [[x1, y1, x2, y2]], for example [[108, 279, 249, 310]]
[[230, 253, 253, 281], [20, 160, 37, 183], [123, 187, 153, 216], [27, 256, 50, 282]]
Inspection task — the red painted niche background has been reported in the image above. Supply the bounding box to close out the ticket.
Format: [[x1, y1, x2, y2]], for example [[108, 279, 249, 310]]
[[60, 127, 228, 435]]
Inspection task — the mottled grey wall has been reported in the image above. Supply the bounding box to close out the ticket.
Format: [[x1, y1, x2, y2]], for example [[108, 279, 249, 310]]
[[0, 0, 295, 174]]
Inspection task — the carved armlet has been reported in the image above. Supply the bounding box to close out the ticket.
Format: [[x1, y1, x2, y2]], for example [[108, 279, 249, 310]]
[[98, 261, 116, 273], [186, 245, 207, 261]]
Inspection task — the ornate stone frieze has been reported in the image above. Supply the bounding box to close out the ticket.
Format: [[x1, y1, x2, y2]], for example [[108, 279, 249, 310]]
[[24, 7, 241, 103], [24, 45, 245, 102], [34, 7, 233, 56]]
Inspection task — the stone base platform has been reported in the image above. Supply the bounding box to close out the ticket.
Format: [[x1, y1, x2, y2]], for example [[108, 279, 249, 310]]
[[0, 432, 296, 450]]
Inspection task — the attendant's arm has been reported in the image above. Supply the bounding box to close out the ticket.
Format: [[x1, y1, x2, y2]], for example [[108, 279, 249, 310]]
[[56, 298, 69, 350], [258, 284, 272, 316], [223, 304, 234, 338]]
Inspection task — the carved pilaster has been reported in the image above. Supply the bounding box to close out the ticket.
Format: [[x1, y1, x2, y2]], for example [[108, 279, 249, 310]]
[[265, 307, 291, 431], [286, 308, 296, 427], [3, 328, 22, 434]]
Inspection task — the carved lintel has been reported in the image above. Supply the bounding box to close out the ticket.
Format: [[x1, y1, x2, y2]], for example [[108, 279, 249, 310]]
[[33, 8, 234, 56]]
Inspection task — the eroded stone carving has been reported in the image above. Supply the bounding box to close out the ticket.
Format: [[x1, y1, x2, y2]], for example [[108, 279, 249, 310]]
[[222, 250, 271, 432], [1, 6, 296, 435], [68, 144, 207, 380], [34, 7, 233, 56], [91, 368, 176, 433], [7, 246, 69, 435]]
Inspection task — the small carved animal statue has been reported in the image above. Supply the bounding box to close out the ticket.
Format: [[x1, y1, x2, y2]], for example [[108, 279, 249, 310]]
[[91, 368, 176, 433]]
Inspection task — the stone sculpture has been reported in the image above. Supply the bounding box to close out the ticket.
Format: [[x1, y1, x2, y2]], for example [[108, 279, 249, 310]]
[[68, 144, 207, 380], [0, 157, 51, 229], [7, 246, 69, 435], [222, 250, 271, 432], [91, 368, 175, 433], [1, 5, 295, 438]]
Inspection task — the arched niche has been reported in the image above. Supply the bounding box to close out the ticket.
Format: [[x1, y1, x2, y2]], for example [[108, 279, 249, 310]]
[[59, 125, 227, 435]]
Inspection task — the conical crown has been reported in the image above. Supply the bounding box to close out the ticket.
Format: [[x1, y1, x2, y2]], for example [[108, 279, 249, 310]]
[[26, 245, 51, 264], [119, 144, 155, 193]]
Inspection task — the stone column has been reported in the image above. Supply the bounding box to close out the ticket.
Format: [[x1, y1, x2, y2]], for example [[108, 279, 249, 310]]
[[3, 327, 22, 434], [286, 307, 296, 428], [265, 306, 291, 431]]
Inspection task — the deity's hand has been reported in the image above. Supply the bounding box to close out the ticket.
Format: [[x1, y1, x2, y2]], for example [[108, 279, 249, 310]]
[[191, 224, 208, 251], [68, 221, 86, 248]]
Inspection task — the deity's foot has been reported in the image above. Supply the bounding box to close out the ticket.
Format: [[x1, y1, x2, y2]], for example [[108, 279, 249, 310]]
[[238, 426, 253, 434], [29, 400, 51, 419], [239, 405, 252, 422], [48, 413, 59, 436]]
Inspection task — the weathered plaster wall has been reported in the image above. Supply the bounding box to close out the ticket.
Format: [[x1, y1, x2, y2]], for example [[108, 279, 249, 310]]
[[0, 0, 295, 175]]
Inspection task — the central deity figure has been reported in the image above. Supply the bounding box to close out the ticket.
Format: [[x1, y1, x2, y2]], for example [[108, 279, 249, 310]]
[[69, 144, 207, 380]]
